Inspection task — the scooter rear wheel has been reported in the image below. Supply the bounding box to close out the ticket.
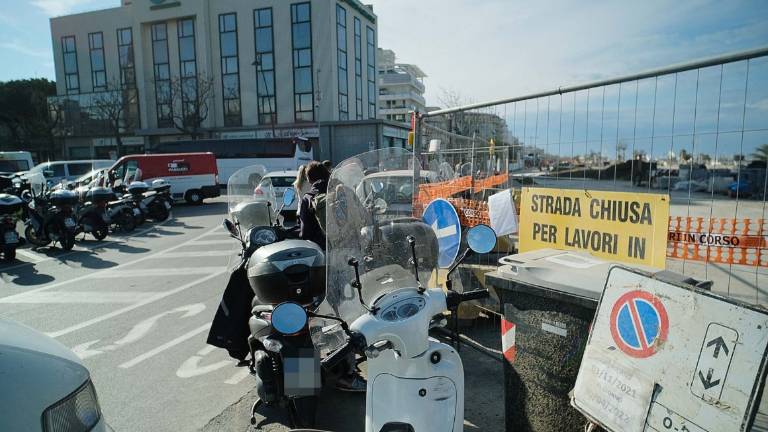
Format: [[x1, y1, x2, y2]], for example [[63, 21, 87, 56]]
[[3, 246, 16, 262], [60, 230, 75, 251], [93, 226, 108, 241], [24, 225, 49, 247]]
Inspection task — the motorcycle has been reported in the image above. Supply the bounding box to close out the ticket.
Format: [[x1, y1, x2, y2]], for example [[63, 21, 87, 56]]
[[208, 165, 327, 428], [0, 193, 23, 261], [297, 147, 495, 432], [74, 187, 114, 241], [24, 174, 78, 251]]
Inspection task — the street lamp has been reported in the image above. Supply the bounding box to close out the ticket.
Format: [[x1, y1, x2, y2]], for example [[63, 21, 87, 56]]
[[252, 54, 277, 138]]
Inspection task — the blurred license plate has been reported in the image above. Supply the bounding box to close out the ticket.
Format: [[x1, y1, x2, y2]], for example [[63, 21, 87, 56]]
[[4, 231, 18, 243], [133, 208, 141, 216], [164, 201, 171, 209], [283, 348, 321, 396], [64, 218, 76, 228]]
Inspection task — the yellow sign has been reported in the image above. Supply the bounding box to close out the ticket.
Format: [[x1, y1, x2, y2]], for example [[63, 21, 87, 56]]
[[520, 188, 670, 268]]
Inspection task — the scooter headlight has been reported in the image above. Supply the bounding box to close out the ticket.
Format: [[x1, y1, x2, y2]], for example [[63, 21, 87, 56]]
[[271, 302, 308, 335], [43, 379, 102, 432]]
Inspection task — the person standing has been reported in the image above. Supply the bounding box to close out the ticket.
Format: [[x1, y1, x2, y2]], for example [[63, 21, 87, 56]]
[[298, 161, 329, 249]]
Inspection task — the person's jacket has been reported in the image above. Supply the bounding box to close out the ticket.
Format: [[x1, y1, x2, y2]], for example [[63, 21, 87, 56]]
[[299, 178, 328, 249]]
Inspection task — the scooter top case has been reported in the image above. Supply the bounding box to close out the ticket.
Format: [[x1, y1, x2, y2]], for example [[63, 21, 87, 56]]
[[0, 194, 23, 215], [127, 181, 150, 197], [85, 187, 117, 203], [151, 179, 171, 193], [247, 239, 325, 305], [49, 190, 79, 207]]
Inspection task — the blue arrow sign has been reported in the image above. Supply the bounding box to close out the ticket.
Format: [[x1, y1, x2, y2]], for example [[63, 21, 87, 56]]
[[422, 198, 462, 268]]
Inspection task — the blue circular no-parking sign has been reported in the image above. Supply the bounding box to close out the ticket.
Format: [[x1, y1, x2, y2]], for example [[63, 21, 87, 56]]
[[422, 199, 462, 268]]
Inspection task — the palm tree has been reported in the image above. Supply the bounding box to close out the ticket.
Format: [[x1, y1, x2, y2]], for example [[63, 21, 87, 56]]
[[751, 144, 768, 162]]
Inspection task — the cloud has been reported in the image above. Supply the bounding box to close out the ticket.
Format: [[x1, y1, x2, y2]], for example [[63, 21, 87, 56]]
[[31, 0, 106, 17], [0, 40, 52, 59], [367, 0, 768, 108]]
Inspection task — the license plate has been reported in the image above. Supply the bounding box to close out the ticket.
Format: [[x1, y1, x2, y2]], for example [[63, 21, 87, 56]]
[[164, 201, 171, 210], [64, 218, 76, 228], [4, 231, 18, 244], [133, 208, 141, 216], [283, 349, 321, 395]]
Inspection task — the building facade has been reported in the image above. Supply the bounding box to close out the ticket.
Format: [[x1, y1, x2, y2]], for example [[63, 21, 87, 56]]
[[49, 0, 384, 160], [377, 48, 426, 125]]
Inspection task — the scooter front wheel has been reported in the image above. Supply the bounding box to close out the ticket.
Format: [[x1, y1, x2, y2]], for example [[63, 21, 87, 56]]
[[3, 246, 16, 262], [24, 225, 50, 247], [93, 226, 108, 241]]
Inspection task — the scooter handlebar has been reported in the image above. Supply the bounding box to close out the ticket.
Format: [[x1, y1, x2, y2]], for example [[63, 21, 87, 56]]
[[446, 289, 490, 310]]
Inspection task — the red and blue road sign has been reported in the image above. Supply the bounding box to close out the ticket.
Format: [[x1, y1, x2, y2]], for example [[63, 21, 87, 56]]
[[609, 290, 669, 358]]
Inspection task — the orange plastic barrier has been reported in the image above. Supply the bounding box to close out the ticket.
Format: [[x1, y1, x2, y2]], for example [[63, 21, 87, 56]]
[[416, 176, 473, 203], [666, 216, 768, 267], [474, 173, 509, 192]]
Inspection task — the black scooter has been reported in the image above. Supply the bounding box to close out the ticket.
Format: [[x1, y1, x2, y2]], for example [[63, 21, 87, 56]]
[[208, 189, 328, 428], [24, 188, 78, 251]]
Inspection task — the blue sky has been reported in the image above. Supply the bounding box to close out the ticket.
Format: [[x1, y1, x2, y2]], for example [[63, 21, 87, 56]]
[[1, 0, 767, 105]]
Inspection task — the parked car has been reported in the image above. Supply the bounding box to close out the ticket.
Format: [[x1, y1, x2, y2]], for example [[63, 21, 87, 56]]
[[27, 160, 113, 186], [108, 153, 220, 204], [0, 318, 108, 431], [259, 170, 300, 213], [357, 169, 437, 217]]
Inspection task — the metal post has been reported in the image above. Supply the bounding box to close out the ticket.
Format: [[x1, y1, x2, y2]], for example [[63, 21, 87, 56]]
[[413, 111, 422, 196]]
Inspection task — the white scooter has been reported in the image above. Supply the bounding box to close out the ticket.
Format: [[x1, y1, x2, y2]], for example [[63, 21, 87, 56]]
[[272, 149, 496, 432]]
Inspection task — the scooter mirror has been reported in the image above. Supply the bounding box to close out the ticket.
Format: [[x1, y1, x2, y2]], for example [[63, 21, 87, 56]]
[[373, 198, 388, 214], [271, 302, 308, 335], [222, 218, 238, 238], [466, 224, 497, 254], [283, 188, 297, 207]]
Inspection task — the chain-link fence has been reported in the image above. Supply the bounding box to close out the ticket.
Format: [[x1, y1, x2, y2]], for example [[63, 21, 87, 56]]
[[412, 46, 768, 308]]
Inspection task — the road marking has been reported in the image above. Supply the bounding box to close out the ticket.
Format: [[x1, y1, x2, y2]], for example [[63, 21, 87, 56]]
[[157, 251, 231, 258], [119, 323, 211, 369], [0, 222, 166, 274], [46, 271, 224, 338], [0, 291, 160, 304], [176, 345, 232, 378], [71, 303, 206, 359], [189, 240, 234, 246], [93, 267, 224, 278], [225, 367, 252, 385], [15, 249, 46, 263], [0, 225, 222, 302]]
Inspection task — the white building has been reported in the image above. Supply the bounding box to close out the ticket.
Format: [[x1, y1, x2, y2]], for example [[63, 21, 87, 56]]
[[49, 0, 382, 159], [377, 48, 426, 125]]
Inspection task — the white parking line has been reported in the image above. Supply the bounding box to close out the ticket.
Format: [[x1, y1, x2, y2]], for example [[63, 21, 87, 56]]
[[15, 249, 46, 263], [0, 225, 222, 302], [0, 291, 160, 304], [45, 270, 225, 338], [189, 240, 234, 246], [93, 267, 224, 278], [119, 323, 211, 369], [158, 251, 231, 258]]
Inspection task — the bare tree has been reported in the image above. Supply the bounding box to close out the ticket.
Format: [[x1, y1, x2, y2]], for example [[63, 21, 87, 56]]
[[169, 73, 215, 141], [91, 80, 138, 158]]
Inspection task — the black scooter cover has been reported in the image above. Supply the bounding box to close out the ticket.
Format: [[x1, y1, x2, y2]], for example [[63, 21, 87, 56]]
[[206, 263, 253, 361]]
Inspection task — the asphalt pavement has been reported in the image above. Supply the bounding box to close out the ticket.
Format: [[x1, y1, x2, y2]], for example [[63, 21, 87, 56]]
[[0, 198, 252, 432]]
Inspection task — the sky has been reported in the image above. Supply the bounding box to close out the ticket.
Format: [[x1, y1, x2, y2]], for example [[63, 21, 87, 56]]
[[0, 0, 767, 108]]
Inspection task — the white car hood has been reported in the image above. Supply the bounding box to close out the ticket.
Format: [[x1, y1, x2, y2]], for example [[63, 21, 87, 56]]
[[0, 319, 90, 431]]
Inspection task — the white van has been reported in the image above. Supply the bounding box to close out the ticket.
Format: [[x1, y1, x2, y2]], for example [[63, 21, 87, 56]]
[[28, 160, 114, 185], [0, 151, 34, 174]]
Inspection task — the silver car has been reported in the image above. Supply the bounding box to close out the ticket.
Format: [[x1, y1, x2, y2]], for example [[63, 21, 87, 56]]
[[260, 170, 300, 213], [0, 318, 108, 431]]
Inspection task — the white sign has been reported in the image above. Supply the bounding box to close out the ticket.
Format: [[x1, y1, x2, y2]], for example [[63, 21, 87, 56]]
[[487, 189, 518, 236], [220, 131, 257, 140], [92, 136, 145, 147], [572, 267, 768, 432]]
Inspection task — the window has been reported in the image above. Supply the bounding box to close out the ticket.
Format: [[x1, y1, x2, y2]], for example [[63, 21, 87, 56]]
[[117, 28, 136, 88], [219, 13, 242, 127], [366, 26, 376, 119], [291, 2, 314, 122], [336, 5, 348, 120], [177, 18, 198, 124], [353, 17, 363, 120], [68, 163, 94, 176], [62, 36, 79, 94], [88, 32, 106, 91], [152, 23, 172, 128], [254, 8, 277, 125]]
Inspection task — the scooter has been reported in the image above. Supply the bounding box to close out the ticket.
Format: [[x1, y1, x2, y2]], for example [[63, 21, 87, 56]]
[[299, 147, 492, 432], [0, 193, 23, 261], [25, 188, 78, 251], [74, 187, 114, 241], [208, 166, 326, 428]]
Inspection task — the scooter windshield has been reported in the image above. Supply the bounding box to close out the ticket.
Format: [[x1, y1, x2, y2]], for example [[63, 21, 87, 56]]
[[25, 172, 46, 196], [227, 165, 275, 230], [312, 147, 438, 355]]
